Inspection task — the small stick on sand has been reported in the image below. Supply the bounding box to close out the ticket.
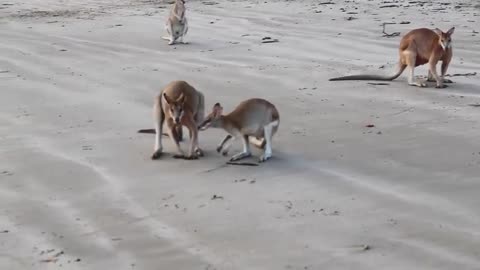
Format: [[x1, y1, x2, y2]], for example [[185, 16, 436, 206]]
[[445, 72, 477, 77], [226, 161, 259, 166], [382, 23, 400, 37], [203, 164, 228, 173], [137, 129, 169, 136], [367, 82, 390, 85]]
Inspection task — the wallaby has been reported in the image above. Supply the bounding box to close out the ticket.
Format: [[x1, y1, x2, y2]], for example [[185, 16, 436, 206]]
[[146, 80, 205, 160], [198, 98, 280, 163], [329, 27, 455, 88], [162, 0, 188, 45]]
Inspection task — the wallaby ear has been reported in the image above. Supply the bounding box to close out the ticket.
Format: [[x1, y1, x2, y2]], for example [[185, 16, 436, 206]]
[[433, 28, 443, 36], [446, 27, 455, 36], [212, 103, 223, 117], [163, 93, 173, 105], [176, 93, 185, 104]]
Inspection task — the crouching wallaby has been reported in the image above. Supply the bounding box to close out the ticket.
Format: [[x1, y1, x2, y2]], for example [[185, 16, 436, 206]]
[[145, 80, 205, 160], [198, 98, 280, 163], [329, 27, 455, 88], [162, 0, 188, 45]]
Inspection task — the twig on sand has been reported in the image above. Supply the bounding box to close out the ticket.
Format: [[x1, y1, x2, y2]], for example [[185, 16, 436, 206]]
[[468, 104, 480, 107], [211, 194, 224, 200], [350, 244, 371, 251], [380, 4, 400, 8], [318, 2, 335, 5], [261, 37, 279, 43], [137, 129, 169, 136], [367, 82, 390, 85], [202, 1, 218, 5], [203, 163, 228, 173], [445, 72, 477, 77], [226, 161, 259, 166], [382, 23, 400, 37], [390, 106, 415, 116], [203, 161, 259, 173]]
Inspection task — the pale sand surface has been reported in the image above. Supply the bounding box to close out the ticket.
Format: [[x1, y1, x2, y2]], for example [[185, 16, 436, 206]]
[[1, 0, 480, 269]]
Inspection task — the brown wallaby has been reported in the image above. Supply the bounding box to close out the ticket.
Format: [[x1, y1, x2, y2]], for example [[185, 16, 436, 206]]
[[162, 0, 189, 45], [198, 98, 280, 163], [329, 27, 455, 88], [143, 80, 204, 160]]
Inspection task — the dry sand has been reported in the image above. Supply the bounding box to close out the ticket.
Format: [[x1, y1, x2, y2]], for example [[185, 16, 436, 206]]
[[1, 0, 480, 269]]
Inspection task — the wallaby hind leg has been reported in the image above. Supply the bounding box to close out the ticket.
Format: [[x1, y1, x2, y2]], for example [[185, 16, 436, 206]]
[[259, 123, 275, 163], [428, 59, 446, 88], [166, 119, 185, 158], [405, 55, 426, 87], [192, 92, 205, 156], [441, 59, 453, 84], [152, 97, 165, 160], [230, 135, 252, 162], [194, 91, 205, 127], [427, 70, 435, 82], [180, 125, 199, 160], [166, 21, 175, 45]]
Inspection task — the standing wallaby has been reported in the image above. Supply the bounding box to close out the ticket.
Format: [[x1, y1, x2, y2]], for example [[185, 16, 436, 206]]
[[162, 0, 188, 45], [329, 27, 455, 88], [147, 81, 204, 160], [198, 98, 280, 163]]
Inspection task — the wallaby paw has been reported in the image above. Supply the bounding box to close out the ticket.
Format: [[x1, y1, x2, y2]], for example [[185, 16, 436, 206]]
[[221, 150, 229, 156], [216, 146, 222, 153], [443, 79, 453, 83], [436, 84, 447, 89], [184, 155, 199, 160], [151, 151, 163, 160], [259, 154, 272, 163], [409, 83, 426, 88], [195, 148, 204, 157]]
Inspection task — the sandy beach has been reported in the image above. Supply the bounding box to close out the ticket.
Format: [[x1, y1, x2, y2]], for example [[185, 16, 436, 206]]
[[1, 0, 480, 269]]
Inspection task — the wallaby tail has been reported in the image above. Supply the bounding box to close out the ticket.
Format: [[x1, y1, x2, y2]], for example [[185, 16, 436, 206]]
[[329, 63, 406, 82]]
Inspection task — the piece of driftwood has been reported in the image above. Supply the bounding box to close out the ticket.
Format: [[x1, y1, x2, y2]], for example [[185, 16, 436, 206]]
[[226, 161, 259, 166], [367, 82, 390, 85], [382, 22, 400, 37], [137, 129, 169, 136], [445, 72, 477, 77]]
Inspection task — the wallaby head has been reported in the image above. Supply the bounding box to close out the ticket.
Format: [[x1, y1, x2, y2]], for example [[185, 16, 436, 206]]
[[198, 103, 223, 130], [434, 27, 455, 50], [175, 0, 185, 7], [163, 92, 186, 124]]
